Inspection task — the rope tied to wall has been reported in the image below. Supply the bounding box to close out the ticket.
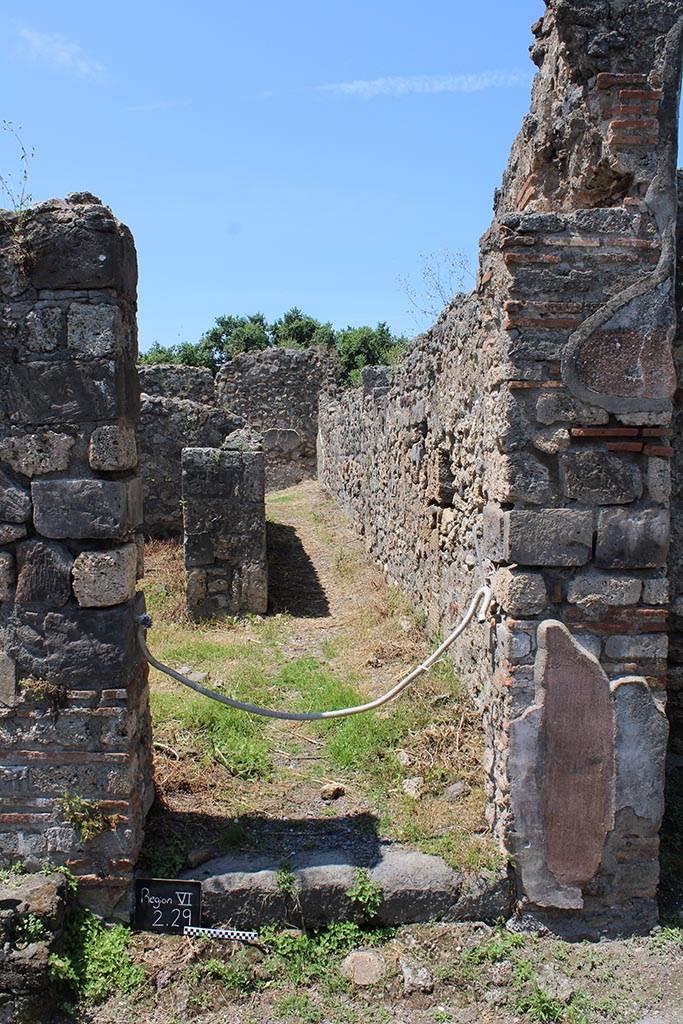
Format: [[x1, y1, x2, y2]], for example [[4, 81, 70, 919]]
[[136, 584, 493, 721]]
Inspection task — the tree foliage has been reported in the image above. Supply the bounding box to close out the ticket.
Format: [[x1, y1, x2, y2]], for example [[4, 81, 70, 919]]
[[138, 307, 407, 384]]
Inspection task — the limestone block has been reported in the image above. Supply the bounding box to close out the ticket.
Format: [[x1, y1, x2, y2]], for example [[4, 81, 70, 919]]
[[32, 477, 143, 540], [0, 468, 32, 522], [89, 424, 138, 471], [595, 508, 669, 568], [566, 570, 641, 611], [504, 509, 593, 566], [15, 540, 73, 607], [67, 303, 123, 358], [25, 306, 64, 353], [533, 428, 570, 454], [647, 457, 671, 503], [603, 634, 667, 661], [0, 651, 16, 708], [0, 430, 74, 476], [560, 452, 641, 505], [493, 568, 547, 615], [489, 452, 552, 505], [0, 551, 15, 601], [611, 678, 668, 825], [535, 391, 608, 426], [72, 543, 137, 607]]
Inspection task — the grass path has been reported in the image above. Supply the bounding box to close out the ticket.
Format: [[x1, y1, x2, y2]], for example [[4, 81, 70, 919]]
[[138, 480, 499, 878]]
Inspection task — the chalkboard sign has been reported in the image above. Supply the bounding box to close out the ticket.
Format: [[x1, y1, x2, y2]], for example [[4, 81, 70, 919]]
[[134, 878, 202, 934]]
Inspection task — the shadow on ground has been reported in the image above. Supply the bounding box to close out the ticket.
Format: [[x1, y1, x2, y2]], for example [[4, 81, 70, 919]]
[[139, 798, 382, 879], [266, 521, 330, 618]]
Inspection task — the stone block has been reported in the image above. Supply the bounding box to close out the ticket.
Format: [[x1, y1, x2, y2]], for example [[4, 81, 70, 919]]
[[611, 678, 668, 825], [504, 509, 593, 566], [0, 550, 15, 601], [533, 428, 570, 454], [560, 451, 641, 505], [72, 543, 137, 607], [23, 194, 137, 293], [1, 359, 137, 424], [603, 634, 667, 661], [595, 508, 669, 568], [0, 523, 27, 543], [535, 391, 609, 426], [0, 468, 32, 522], [67, 303, 124, 358], [489, 452, 552, 505], [15, 540, 73, 607], [89, 423, 138, 471], [32, 477, 143, 540], [647, 457, 671, 503], [0, 651, 17, 708], [642, 578, 668, 604], [6, 597, 142, 689], [25, 306, 64, 353], [0, 430, 74, 476], [493, 568, 547, 615], [566, 570, 641, 611]]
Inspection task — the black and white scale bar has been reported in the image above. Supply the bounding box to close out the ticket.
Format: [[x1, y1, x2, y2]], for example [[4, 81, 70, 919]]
[[183, 925, 259, 942]]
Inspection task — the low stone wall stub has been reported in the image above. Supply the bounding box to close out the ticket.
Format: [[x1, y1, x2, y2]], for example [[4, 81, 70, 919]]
[[181, 433, 268, 620], [0, 194, 153, 918]]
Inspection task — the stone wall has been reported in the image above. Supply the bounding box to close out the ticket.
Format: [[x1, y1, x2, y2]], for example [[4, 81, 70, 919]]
[[669, 172, 683, 757], [139, 385, 242, 536], [182, 431, 268, 619], [319, 0, 682, 935], [216, 347, 332, 489], [0, 194, 153, 917]]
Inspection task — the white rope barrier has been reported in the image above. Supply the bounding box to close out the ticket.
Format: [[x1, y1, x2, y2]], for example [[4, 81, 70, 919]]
[[136, 585, 492, 722]]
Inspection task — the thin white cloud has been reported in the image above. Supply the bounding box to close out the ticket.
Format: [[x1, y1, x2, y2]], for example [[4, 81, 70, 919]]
[[117, 101, 185, 113], [315, 70, 531, 99], [17, 26, 105, 80]]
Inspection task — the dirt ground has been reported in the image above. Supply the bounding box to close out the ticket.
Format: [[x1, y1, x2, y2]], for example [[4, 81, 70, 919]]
[[138, 480, 498, 878]]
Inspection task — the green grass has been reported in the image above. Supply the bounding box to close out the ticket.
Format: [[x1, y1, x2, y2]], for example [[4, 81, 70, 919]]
[[151, 690, 271, 780]]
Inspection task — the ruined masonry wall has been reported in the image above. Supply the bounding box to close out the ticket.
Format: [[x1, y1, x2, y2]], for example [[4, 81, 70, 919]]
[[0, 194, 153, 917], [138, 377, 243, 536], [216, 347, 333, 490], [319, 0, 682, 935], [182, 435, 268, 620]]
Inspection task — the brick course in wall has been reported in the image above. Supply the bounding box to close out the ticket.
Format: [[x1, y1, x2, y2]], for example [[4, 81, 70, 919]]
[[319, 0, 682, 936], [0, 194, 153, 917]]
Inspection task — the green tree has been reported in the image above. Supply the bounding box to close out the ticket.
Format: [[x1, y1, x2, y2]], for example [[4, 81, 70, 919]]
[[200, 312, 271, 365], [334, 322, 406, 382], [270, 307, 335, 349]]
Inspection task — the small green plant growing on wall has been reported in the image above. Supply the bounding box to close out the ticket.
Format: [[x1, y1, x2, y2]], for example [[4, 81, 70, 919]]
[[346, 868, 383, 920], [12, 913, 46, 949], [60, 793, 120, 843]]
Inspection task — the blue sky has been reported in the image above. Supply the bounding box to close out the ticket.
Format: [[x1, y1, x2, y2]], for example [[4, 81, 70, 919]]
[[0, 0, 658, 351]]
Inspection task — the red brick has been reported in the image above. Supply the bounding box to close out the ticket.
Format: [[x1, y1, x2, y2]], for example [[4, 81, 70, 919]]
[[619, 88, 662, 101], [570, 426, 639, 438], [611, 118, 658, 131], [642, 428, 673, 438], [597, 72, 649, 90], [0, 812, 51, 825], [643, 444, 674, 457], [607, 441, 644, 453], [503, 252, 561, 265]]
